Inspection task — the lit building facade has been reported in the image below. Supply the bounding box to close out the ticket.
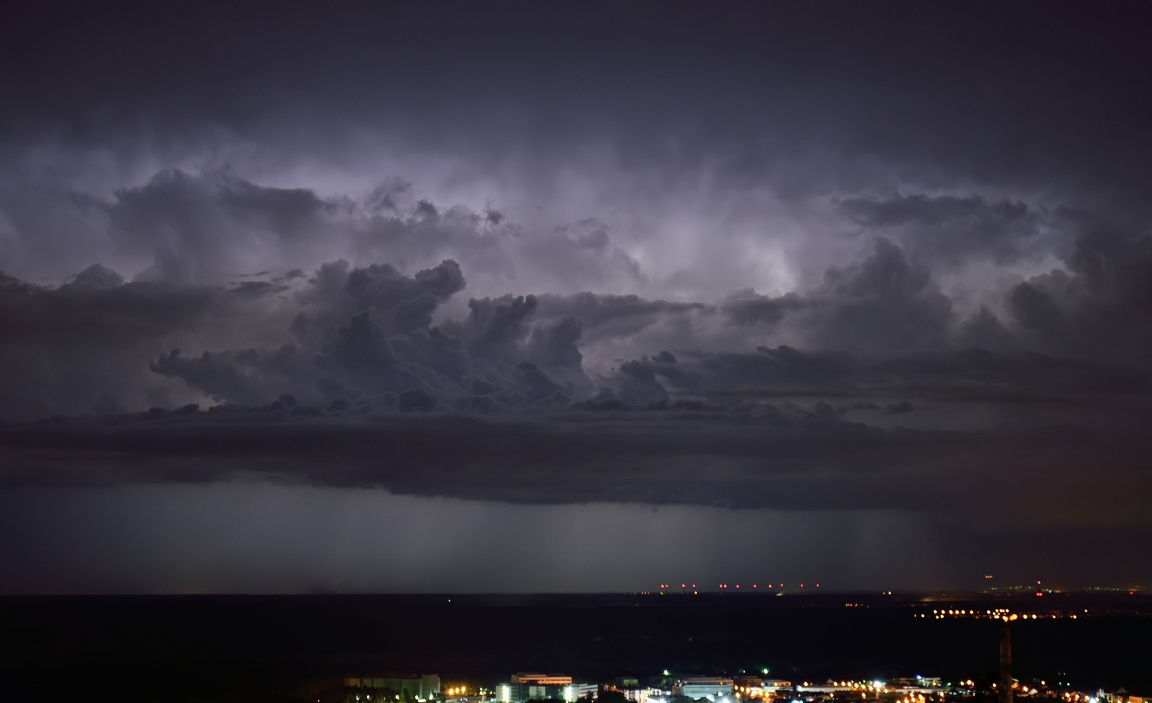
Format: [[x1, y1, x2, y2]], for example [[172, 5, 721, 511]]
[[497, 674, 595, 703], [512, 674, 575, 686], [678, 678, 734, 702], [344, 674, 441, 701]]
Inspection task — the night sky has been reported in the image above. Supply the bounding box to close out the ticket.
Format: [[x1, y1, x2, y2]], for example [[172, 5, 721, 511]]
[[1, 1, 1151, 594]]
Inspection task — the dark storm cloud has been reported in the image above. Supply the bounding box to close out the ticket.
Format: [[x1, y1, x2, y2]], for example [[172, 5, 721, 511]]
[[6, 236, 1148, 520], [353, 191, 517, 283], [2, 242, 1149, 521], [534, 293, 711, 343], [797, 238, 955, 350], [0, 252, 585, 421], [716, 238, 954, 351], [2, 403, 1150, 534], [0, 166, 652, 302], [0, 182, 112, 282], [2, 2, 1152, 592], [0, 264, 265, 419], [110, 168, 340, 283], [137, 259, 599, 415], [521, 219, 645, 289], [149, 346, 311, 408], [1005, 215, 1152, 368], [601, 345, 1146, 403], [102, 168, 518, 289], [4, 3, 1149, 209], [709, 224, 1152, 372], [3, 227, 1149, 421], [303, 258, 466, 332], [721, 291, 803, 328], [0, 169, 346, 285], [837, 195, 1046, 266]]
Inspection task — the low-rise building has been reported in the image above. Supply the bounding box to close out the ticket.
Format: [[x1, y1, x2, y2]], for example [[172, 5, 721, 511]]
[[497, 674, 595, 703], [678, 678, 734, 702], [513, 674, 575, 686], [343, 674, 441, 702]]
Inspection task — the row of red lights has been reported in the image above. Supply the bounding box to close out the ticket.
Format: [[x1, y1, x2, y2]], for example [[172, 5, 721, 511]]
[[657, 583, 821, 589]]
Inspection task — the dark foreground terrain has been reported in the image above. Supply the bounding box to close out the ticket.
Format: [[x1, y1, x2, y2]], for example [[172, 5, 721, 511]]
[[1, 592, 1149, 701]]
